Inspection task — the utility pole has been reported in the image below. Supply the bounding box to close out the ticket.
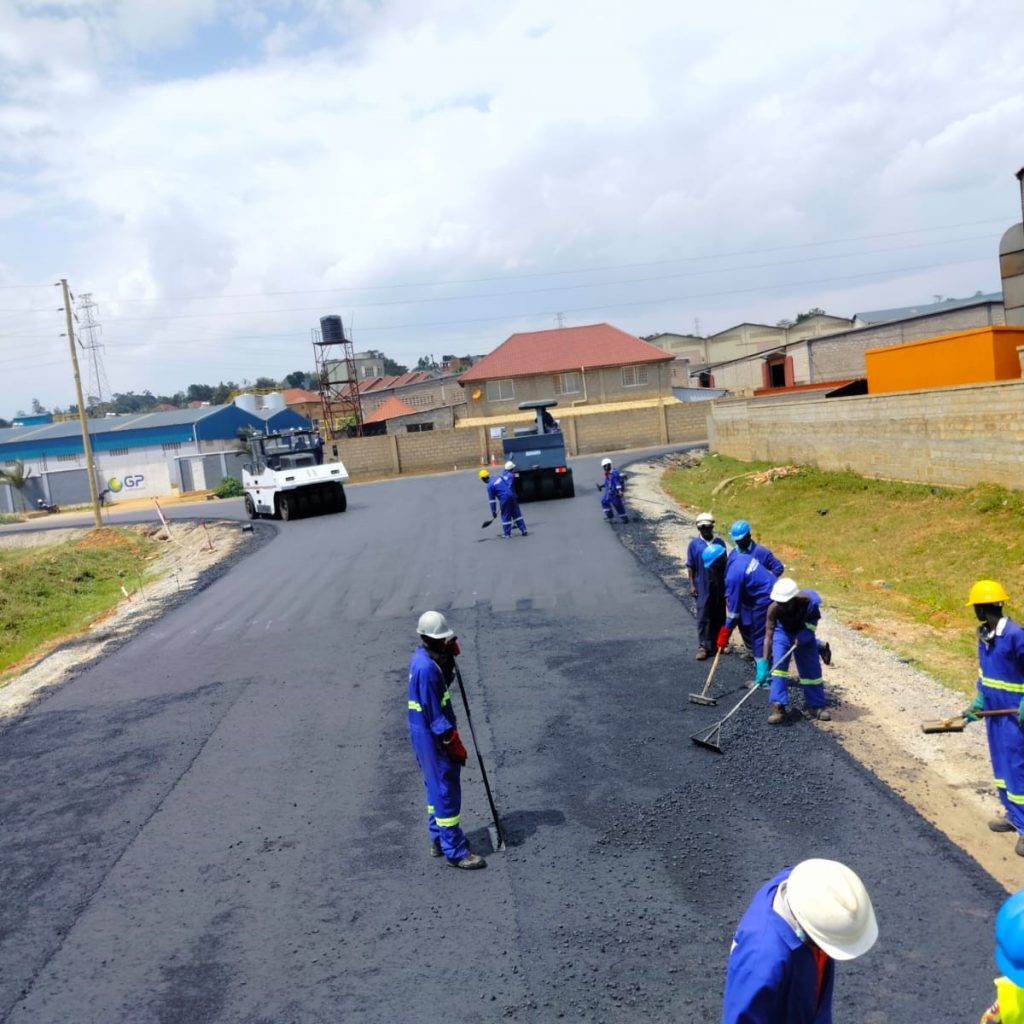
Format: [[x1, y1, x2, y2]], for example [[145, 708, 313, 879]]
[[59, 279, 102, 527], [555, 312, 566, 328]]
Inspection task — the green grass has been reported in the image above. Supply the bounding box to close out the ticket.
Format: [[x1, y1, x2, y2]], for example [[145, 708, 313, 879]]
[[0, 528, 162, 681], [662, 455, 1024, 693]]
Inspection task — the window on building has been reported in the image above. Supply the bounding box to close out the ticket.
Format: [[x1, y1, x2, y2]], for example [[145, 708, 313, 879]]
[[553, 371, 582, 395], [56, 453, 79, 463], [485, 379, 515, 401], [621, 364, 649, 387], [108, 447, 130, 456], [405, 422, 434, 432], [162, 442, 181, 452]]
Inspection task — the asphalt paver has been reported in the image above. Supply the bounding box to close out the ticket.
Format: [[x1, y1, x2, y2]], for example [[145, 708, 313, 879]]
[[0, 453, 1008, 1022]]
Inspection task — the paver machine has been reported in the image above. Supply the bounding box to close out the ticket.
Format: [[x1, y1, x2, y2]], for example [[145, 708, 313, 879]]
[[502, 400, 575, 501], [242, 428, 349, 520]]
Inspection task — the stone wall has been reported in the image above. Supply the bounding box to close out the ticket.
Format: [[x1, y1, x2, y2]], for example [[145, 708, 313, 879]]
[[709, 380, 1024, 489]]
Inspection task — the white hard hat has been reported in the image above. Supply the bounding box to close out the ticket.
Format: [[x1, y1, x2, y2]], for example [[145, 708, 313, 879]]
[[601, 457, 612, 468], [696, 512, 715, 526], [770, 577, 800, 603], [786, 859, 878, 961], [417, 610, 455, 640], [504, 460, 515, 471]]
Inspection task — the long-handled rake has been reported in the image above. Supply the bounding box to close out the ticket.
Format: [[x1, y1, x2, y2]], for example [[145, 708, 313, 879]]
[[688, 648, 722, 706], [690, 642, 796, 754], [453, 663, 507, 851]]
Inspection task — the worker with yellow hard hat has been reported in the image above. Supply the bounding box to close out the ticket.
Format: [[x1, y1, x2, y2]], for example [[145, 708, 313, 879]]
[[962, 580, 1024, 855]]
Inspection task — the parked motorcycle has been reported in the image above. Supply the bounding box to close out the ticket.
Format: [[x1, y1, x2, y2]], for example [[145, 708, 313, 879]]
[[36, 498, 60, 514]]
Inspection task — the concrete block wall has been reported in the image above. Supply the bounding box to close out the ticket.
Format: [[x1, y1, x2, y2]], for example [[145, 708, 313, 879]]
[[709, 380, 1024, 489]]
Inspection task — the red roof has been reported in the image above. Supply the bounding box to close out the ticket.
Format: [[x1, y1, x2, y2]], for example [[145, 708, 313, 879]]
[[281, 387, 320, 404], [363, 396, 418, 424], [458, 323, 673, 383]]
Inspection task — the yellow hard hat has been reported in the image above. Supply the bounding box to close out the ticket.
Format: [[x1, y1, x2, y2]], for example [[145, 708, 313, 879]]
[[966, 580, 1010, 606], [478, 469, 490, 479]]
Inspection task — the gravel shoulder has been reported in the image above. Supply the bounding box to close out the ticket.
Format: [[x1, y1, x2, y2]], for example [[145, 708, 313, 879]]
[[622, 453, 1019, 892]]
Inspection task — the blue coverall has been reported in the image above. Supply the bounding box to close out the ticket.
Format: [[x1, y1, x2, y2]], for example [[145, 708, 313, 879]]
[[724, 551, 778, 657], [407, 645, 469, 862], [722, 868, 835, 1024], [977, 617, 1024, 832], [686, 533, 727, 651], [769, 589, 827, 710], [745, 540, 785, 577], [494, 471, 527, 537], [601, 468, 628, 522]]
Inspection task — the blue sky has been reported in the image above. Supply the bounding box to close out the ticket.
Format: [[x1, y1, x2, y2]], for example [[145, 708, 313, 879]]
[[0, 0, 1022, 416]]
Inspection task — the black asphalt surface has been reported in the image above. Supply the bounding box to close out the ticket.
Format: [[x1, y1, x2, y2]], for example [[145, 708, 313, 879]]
[[0, 451, 1008, 1023]]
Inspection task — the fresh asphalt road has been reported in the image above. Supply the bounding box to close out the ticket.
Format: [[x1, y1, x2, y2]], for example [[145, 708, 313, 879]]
[[0, 454, 1007, 1023]]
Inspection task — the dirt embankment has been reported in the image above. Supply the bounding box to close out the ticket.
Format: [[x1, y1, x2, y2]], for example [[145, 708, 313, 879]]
[[624, 454, 1020, 892]]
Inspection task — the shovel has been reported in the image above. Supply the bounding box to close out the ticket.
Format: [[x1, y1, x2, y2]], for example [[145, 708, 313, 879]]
[[690, 642, 796, 754], [480, 515, 496, 529], [921, 708, 1017, 734], [688, 648, 722, 706]]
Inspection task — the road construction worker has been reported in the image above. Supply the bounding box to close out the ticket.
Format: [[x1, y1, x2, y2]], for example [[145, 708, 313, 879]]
[[493, 461, 528, 537], [717, 541, 778, 662], [980, 889, 1024, 1023], [962, 580, 1024, 855], [479, 468, 500, 522], [729, 519, 785, 577], [686, 513, 727, 660], [722, 858, 878, 1024], [407, 611, 485, 870], [761, 577, 833, 724], [599, 457, 629, 523]]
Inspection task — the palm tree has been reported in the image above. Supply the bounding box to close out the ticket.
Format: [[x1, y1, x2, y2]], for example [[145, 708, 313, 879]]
[[0, 459, 33, 512]]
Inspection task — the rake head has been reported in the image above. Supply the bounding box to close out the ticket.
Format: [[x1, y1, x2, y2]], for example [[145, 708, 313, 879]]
[[690, 723, 724, 754]]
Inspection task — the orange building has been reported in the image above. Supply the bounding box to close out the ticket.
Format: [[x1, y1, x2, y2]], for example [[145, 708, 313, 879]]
[[865, 326, 1024, 394]]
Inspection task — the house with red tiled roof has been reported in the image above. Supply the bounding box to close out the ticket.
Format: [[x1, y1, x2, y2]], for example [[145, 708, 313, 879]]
[[458, 323, 674, 418], [281, 387, 323, 425]]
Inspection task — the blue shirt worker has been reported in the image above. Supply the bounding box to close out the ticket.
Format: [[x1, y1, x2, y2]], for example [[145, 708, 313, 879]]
[[479, 468, 500, 521], [962, 580, 1024, 856], [407, 611, 486, 870], [722, 858, 878, 1024], [717, 535, 778, 662], [686, 512, 727, 660], [492, 461, 528, 537], [599, 457, 629, 523], [980, 889, 1024, 1023], [761, 577, 833, 725], [730, 519, 785, 577]]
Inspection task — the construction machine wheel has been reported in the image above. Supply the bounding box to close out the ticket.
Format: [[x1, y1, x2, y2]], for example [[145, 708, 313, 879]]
[[279, 495, 293, 521], [244, 495, 257, 519]]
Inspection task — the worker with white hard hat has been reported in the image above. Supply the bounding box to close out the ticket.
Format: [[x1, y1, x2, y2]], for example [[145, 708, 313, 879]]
[[598, 457, 629, 524], [722, 858, 878, 1023], [490, 461, 527, 538], [980, 889, 1024, 1022], [962, 581, 1024, 854], [407, 611, 485, 870], [685, 512, 726, 660], [762, 577, 833, 724]]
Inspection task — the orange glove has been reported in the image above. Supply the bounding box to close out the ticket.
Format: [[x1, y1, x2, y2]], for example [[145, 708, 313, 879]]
[[443, 729, 468, 765]]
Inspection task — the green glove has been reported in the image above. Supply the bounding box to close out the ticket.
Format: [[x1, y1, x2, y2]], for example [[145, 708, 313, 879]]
[[964, 693, 985, 723], [755, 658, 771, 686]]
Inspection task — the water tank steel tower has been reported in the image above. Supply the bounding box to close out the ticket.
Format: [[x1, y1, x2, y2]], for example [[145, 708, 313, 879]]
[[313, 314, 364, 439]]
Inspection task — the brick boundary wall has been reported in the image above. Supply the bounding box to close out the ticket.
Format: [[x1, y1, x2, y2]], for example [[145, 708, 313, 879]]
[[709, 379, 1024, 490], [332, 401, 711, 479]]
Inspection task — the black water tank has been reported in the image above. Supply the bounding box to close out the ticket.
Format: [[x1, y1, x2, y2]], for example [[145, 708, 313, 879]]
[[320, 315, 345, 345]]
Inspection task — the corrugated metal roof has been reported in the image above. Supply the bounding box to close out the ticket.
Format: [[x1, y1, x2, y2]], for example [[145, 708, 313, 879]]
[[458, 323, 673, 383], [855, 292, 1003, 325]]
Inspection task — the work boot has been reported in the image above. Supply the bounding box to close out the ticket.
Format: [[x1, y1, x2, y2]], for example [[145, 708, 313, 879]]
[[990, 817, 1015, 833], [820, 642, 832, 667], [430, 838, 443, 858], [695, 647, 709, 661], [1016, 834, 1024, 858], [768, 702, 786, 725], [808, 706, 832, 722], [448, 852, 487, 870]]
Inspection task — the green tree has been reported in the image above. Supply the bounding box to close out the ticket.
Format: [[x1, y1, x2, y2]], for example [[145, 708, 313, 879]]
[[415, 355, 438, 371], [254, 376, 279, 390], [212, 381, 238, 404], [0, 459, 34, 512], [365, 349, 408, 375], [31, 397, 44, 414], [284, 370, 313, 389], [187, 383, 215, 403]]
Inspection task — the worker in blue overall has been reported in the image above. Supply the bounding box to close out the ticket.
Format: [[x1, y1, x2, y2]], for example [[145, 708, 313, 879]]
[[407, 610, 486, 870], [762, 577, 833, 724], [479, 468, 500, 523], [729, 519, 785, 577], [717, 543, 778, 665], [599, 457, 629, 523], [686, 512, 727, 660], [722, 858, 878, 1024], [492, 460, 528, 537], [962, 580, 1024, 856], [980, 889, 1024, 1023]]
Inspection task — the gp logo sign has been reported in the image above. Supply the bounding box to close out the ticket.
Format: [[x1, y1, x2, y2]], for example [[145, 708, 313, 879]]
[[107, 474, 145, 492]]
